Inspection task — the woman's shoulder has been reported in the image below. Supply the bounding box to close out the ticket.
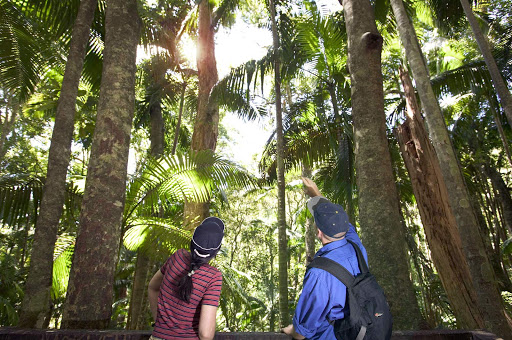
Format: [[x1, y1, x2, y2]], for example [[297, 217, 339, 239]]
[[201, 263, 222, 280]]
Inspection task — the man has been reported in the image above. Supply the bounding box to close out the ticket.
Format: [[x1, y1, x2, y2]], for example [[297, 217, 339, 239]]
[[282, 177, 368, 340]]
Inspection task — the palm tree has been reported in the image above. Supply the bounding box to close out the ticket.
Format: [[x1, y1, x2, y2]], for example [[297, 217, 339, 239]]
[[268, 0, 289, 327], [60, 0, 141, 328]]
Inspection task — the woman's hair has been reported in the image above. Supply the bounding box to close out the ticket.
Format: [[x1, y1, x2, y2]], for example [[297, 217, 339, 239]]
[[177, 217, 224, 303], [177, 250, 215, 302]]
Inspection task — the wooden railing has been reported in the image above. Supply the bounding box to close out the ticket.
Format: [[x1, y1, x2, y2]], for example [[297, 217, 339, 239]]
[[0, 328, 500, 339]]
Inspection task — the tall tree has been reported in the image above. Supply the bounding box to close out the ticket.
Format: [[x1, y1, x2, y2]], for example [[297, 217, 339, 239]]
[[459, 0, 512, 127], [339, 0, 423, 329], [61, 0, 141, 328], [184, 0, 220, 228], [269, 0, 289, 327], [18, 0, 99, 328], [389, 0, 512, 336], [396, 66, 484, 328]]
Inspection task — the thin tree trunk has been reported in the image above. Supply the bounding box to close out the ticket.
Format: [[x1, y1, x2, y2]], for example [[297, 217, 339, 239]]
[[302, 166, 316, 265], [127, 253, 150, 329], [128, 89, 166, 330], [18, 0, 98, 328], [472, 171, 512, 292], [484, 163, 512, 235], [339, 0, 423, 329], [184, 0, 219, 229], [396, 66, 484, 328], [171, 82, 187, 155], [390, 0, 512, 336], [460, 0, 512, 128], [487, 93, 512, 168], [269, 0, 289, 327], [61, 0, 140, 328], [327, 85, 355, 223], [149, 102, 164, 158]]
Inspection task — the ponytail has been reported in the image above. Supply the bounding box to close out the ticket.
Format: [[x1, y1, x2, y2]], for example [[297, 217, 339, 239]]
[[177, 251, 211, 302]]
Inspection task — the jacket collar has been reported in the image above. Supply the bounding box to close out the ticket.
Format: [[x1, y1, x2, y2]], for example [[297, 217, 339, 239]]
[[315, 237, 348, 257]]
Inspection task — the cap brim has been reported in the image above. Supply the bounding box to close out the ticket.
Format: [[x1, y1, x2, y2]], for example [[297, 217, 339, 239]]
[[307, 196, 330, 216]]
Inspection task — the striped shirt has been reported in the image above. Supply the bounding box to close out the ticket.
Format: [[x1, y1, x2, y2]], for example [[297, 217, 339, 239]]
[[152, 249, 223, 340]]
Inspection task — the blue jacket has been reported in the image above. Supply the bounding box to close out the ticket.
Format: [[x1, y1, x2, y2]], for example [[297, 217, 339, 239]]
[[293, 225, 368, 340]]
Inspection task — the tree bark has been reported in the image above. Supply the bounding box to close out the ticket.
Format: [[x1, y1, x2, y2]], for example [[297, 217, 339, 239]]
[[459, 0, 512, 128], [269, 0, 289, 327], [171, 82, 187, 155], [149, 102, 165, 158], [184, 0, 220, 229], [390, 0, 512, 336], [61, 0, 140, 329], [339, 0, 422, 329], [396, 66, 484, 328], [127, 82, 166, 330], [18, 0, 98, 328], [127, 253, 150, 329], [302, 166, 316, 266]]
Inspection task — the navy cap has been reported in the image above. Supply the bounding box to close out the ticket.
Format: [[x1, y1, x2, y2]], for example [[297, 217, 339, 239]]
[[191, 217, 225, 258], [307, 196, 349, 238]]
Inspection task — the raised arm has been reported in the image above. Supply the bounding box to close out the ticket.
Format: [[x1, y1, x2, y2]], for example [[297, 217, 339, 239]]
[[301, 177, 321, 198]]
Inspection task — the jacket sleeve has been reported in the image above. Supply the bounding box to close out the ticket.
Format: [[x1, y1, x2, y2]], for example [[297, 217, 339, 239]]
[[293, 268, 346, 338]]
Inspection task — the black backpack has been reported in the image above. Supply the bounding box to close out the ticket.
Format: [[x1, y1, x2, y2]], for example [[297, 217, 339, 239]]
[[307, 239, 393, 340]]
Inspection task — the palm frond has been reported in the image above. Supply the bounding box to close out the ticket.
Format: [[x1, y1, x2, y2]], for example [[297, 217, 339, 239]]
[[0, 0, 44, 102], [123, 218, 191, 261], [51, 234, 74, 300], [124, 150, 258, 224], [0, 175, 43, 227], [430, 59, 491, 97]]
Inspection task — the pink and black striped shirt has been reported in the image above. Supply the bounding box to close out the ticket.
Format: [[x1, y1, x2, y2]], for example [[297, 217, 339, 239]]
[[152, 249, 223, 340]]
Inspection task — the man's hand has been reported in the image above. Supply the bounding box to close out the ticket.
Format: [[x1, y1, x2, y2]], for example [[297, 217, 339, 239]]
[[281, 324, 305, 339], [301, 177, 321, 198]]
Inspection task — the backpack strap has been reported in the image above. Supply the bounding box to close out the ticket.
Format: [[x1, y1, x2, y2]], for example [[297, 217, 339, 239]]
[[346, 239, 369, 274], [307, 256, 355, 287]]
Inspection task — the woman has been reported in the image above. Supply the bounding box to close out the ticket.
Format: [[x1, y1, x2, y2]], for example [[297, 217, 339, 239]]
[[148, 217, 224, 340]]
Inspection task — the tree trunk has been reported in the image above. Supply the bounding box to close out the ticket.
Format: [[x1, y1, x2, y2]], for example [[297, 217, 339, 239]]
[[484, 163, 512, 235], [459, 0, 512, 128], [327, 85, 355, 222], [487, 93, 512, 168], [390, 0, 512, 336], [18, 0, 98, 328], [149, 101, 164, 158], [339, 0, 422, 329], [184, 0, 219, 229], [61, 0, 140, 329], [302, 166, 316, 265], [171, 82, 187, 155], [396, 66, 484, 328], [269, 0, 289, 327], [127, 89, 166, 330], [127, 253, 150, 329]]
